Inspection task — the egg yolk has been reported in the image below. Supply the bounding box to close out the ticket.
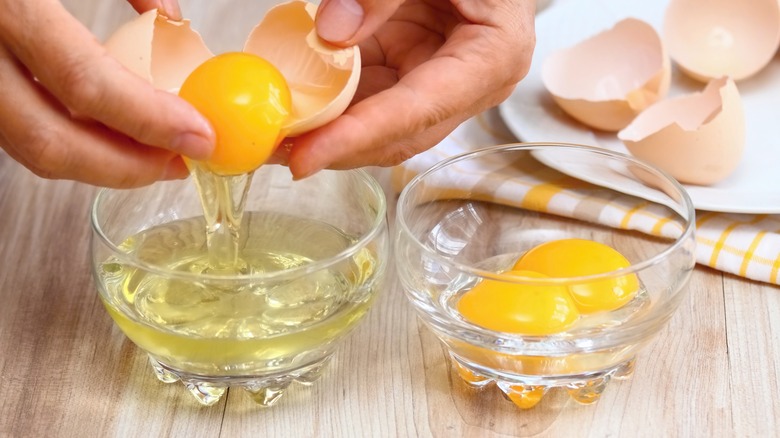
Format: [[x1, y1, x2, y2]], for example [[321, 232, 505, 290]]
[[457, 270, 579, 335], [179, 52, 292, 175], [513, 239, 639, 313]]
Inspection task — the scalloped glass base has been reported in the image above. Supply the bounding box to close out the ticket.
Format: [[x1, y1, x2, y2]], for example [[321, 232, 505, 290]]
[[450, 353, 636, 410], [148, 355, 333, 406]]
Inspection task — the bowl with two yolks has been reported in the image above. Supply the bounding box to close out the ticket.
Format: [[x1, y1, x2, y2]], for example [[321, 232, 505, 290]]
[[395, 143, 696, 410]]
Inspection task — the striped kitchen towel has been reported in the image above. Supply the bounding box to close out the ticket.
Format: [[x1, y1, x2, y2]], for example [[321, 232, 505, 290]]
[[392, 110, 780, 286]]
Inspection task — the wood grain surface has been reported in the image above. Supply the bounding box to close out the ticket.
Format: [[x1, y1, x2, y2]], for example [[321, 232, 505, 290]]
[[1, 1, 778, 437]]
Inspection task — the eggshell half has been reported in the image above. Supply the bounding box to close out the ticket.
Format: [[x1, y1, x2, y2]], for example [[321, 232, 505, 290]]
[[104, 10, 213, 92], [617, 77, 745, 186], [664, 0, 780, 82], [542, 18, 671, 132], [243, 1, 361, 136]]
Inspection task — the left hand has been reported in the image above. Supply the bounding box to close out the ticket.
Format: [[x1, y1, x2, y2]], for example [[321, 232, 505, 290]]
[[0, 0, 215, 188]]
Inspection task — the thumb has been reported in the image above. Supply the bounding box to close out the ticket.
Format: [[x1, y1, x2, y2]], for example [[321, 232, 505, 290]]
[[315, 0, 404, 46], [126, 0, 182, 20]]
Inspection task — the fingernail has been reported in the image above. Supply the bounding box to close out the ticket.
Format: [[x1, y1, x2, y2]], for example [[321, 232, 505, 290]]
[[160, 0, 182, 21], [316, 0, 364, 42], [171, 132, 213, 160], [270, 140, 295, 166], [292, 162, 327, 181], [162, 158, 190, 180]]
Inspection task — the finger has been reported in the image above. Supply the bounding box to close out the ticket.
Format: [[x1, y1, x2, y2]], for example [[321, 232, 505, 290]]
[[0, 45, 186, 188], [0, 1, 214, 159], [288, 83, 515, 175], [127, 0, 182, 20], [291, 113, 464, 172], [315, 0, 404, 45]]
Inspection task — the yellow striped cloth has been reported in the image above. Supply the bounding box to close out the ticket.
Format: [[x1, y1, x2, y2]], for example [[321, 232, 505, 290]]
[[392, 110, 780, 286]]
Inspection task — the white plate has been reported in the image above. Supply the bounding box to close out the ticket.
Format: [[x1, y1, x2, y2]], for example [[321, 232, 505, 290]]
[[498, 0, 780, 213]]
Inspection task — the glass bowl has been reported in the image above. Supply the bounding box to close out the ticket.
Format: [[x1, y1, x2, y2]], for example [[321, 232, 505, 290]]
[[395, 143, 696, 409], [91, 165, 388, 406]]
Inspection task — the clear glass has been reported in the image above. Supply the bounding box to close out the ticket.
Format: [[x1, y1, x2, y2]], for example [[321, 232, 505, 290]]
[[91, 165, 389, 406], [395, 143, 696, 409]]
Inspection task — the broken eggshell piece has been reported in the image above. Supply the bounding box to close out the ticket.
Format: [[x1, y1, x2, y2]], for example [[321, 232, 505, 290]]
[[244, 1, 361, 136], [104, 10, 213, 93], [104, 1, 361, 137], [663, 0, 780, 82], [617, 77, 745, 186], [542, 18, 671, 132]]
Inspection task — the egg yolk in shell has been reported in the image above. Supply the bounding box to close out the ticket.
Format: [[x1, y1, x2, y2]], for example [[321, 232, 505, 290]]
[[457, 239, 639, 336], [178, 52, 292, 175]]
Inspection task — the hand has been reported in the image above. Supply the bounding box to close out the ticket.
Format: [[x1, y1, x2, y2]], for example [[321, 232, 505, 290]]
[[0, 0, 214, 188], [284, 0, 536, 179]]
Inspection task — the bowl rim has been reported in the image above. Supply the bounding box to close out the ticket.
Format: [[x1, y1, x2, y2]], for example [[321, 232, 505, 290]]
[[395, 142, 696, 286], [91, 167, 387, 282]]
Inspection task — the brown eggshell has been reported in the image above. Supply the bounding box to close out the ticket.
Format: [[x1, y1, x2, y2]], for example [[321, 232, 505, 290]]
[[243, 1, 361, 136], [664, 0, 780, 82], [542, 18, 671, 132], [104, 10, 213, 92], [618, 77, 745, 186]]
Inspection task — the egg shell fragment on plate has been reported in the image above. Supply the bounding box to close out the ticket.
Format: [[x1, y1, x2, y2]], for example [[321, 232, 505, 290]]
[[542, 18, 671, 132], [104, 10, 213, 93], [618, 77, 745, 186], [663, 0, 780, 82], [244, 1, 361, 136]]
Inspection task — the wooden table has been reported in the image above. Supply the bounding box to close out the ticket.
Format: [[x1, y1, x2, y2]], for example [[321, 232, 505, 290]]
[[1, 1, 779, 436]]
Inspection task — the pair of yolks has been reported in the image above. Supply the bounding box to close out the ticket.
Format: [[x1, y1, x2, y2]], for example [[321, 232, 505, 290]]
[[178, 52, 292, 175], [457, 239, 639, 336]]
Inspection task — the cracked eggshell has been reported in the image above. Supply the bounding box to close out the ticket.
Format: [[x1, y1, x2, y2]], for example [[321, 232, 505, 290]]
[[104, 10, 213, 93], [542, 18, 671, 132], [243, 1, 361, 136], [104, 1, 360, 137], [618, 77, 745, 186], [664, 0, 780, 82]]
